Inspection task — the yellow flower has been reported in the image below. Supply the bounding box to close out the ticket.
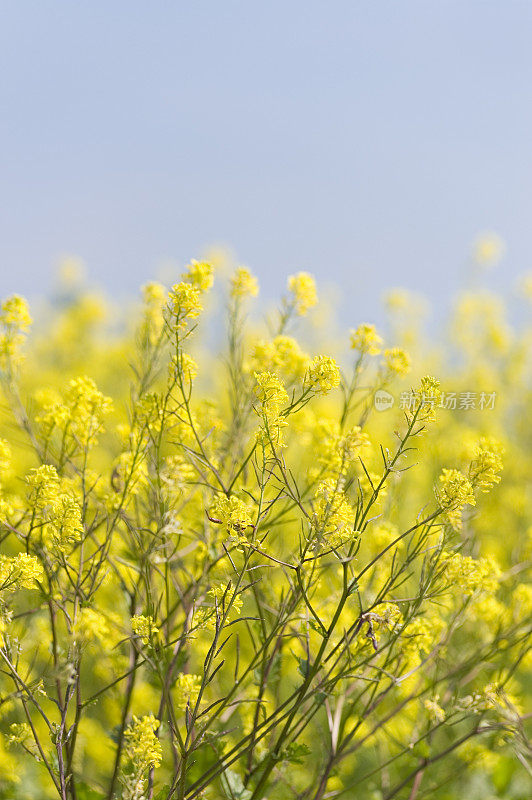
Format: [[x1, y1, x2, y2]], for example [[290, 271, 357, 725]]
[[35, 375, 112, 450], [231, 266, 259, 299], [453, 292, 511, 354], [66, 375, 113, 442], [109, 451, 148, 503], [142, 281, 166, 306], [383, 347, 411, 377], [370, 521, 403, 553], [0, 553, 42, 591], [211, 495, 254, 535], [469, 437, 504, 492], [350, 323, 383, 355], [1, 295, 32, 331], [481, 682, 522, 715], [340, 426, 370, 461], [0, 294, 32, 369], [441, 551, 500, 596], [170, 352, 199, 383], [8, 722, 33, 747], [250, 336, 309, 382], [174, 673, 202, 711], [168, 281, 203, 328], [131, 614, 159, 645], [416, 375, 441, 421], [26, 465, 83, 551], [470, 595, 508, 628], [419, 375, 441, 403], [305, 355, 341, 394], [183, 259, 214, 292], [512, 583, 532, 620], [254, 371, 289, 410], [210, 582, 243, 615], [73, 608, 111, 644], [253, 372, 290, 448], [161, 454, 196, 490], [401, 615, 445, 665], [437, 469, 475, 531], [312, 479, 357, 547], [26, 464, 61, 498], [287, 272, 318, 316], [309, 421, 370, 479], [442, 553, 500, 595], [123, 714, 162, 771]]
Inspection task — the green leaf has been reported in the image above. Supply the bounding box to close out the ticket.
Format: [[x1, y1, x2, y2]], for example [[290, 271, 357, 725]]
[[309, 620, 326, 637], [282, 742, 311, 764], [220, 769, 252, 800], [297, 656, 310, 678]]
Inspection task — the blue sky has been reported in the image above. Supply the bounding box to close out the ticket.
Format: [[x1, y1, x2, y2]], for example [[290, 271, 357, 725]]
[[1, 1, 532, 323]]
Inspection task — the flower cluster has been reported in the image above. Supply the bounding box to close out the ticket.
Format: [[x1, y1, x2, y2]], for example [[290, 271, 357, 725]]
[[305, 355, 341, 394], [36, 375, 113, 450], [401, 615, 445, 666], [287, 271, 318, 315], [26, 465, 83, 551], [469, 437, 504, 492], [441, 551, 500, 596], [437, 468, 476, 530], [350, 322, 383, 355], [183, 259, 214, 292], [168, 281, 204, 329], [250, 335, 309, 381], [254, 371, 289, 447], [72, 608, 111, 644], [131, 614, 159, 644], [122, 714, 162, 796], [210, 495, 254, 535], [312, 479, 357, 547], [174, 673, 202, 711], [231, 266, 259, 299], [0, 294, 32, 370], [383, 347, 411, 376], [0, 553, 42, 592], [309, 420, 370, 479]]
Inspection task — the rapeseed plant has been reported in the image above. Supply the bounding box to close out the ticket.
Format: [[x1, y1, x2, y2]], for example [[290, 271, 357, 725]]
[[0, 260, 529, 800]]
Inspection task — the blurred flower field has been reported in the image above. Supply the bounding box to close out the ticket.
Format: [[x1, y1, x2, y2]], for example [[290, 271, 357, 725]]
[[0, 253, 530, 800]]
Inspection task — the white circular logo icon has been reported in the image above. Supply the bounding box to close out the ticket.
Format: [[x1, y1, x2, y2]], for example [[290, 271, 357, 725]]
[[374, 389, 395, 412]]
